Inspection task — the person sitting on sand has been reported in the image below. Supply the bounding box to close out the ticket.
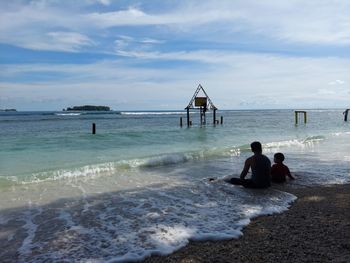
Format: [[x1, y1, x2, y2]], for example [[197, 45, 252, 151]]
[[271, 152, 295, 183], [228, 141, 271, 188]]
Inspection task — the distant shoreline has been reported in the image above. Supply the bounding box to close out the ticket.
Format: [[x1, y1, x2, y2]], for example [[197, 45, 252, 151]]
[[1, 108, 348, 112]]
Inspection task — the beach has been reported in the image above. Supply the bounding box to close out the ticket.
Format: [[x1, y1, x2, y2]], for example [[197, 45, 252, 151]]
[[145, 183, 350, 263]]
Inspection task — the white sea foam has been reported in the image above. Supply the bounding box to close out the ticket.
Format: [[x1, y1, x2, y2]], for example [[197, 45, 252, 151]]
[[18, 207, 43, 261], [27, 162, 119, 183], [121, 111, 186, 115], [18, 152, 212, 184], [264, 136, 325, 150], [331, 131, 350, 136], [306, 109, 343, 112], [4, 180, 296, 262], [54, 113, 81, 116]]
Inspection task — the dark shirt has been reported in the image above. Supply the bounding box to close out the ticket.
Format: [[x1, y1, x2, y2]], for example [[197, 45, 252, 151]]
[[251, 154, 271, 187], [271, 163, 290, 183]]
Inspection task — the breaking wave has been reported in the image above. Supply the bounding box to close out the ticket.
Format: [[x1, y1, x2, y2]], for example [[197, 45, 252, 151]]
[[0, 135, 326, 187]]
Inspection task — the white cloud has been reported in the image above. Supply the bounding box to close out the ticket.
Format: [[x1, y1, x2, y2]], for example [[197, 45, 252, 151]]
[[85, 6, 237, 28], [0, 30, 95, 52], [114, 36, 165, 54], [46, 31, 95, 51], [0, 1, 350, 110], [329, 80, 345, 85], [96, 0, 111, 6], [1, 1, 350, 53], [114, 49, 230, 63], [141, 38, 164, 44], [84, 1, 350, 45], [0, 3, 84, 51], [87, 8, 151, 27], [221, 0, 350, 45], [1, 51, 350, 110]]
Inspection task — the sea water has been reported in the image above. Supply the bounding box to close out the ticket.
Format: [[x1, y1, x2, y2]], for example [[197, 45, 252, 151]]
[[0, 110, 349, 262]]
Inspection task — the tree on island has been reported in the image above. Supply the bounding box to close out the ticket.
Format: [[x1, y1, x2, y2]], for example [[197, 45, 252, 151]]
[[66, 105, 111, 111]]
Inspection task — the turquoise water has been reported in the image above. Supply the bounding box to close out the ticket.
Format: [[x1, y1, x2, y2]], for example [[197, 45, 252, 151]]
[[0, 109, 349, 262], [1, 109, 349, 183]]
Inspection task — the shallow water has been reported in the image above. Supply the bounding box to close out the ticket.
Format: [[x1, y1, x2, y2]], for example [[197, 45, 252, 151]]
[[0, 109, 349, 261]]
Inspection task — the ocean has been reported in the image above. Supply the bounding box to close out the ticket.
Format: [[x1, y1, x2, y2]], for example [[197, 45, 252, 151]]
[[0, 109, 349, 262]]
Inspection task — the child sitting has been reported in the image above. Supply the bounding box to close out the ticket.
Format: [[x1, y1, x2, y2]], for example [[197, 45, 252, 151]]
[[271, 152, 295, 183]]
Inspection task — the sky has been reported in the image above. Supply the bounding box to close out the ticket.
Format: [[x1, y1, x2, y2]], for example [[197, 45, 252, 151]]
[[0, 0, 350, 110]]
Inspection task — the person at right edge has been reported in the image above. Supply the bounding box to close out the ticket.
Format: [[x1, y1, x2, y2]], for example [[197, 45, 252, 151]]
[[228, 141, 271, 188]]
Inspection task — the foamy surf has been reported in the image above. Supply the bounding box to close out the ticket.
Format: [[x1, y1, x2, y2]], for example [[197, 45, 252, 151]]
[[121, 111, 187, 115], [0, 180, 296, 262], [54, 113, 82, 116]]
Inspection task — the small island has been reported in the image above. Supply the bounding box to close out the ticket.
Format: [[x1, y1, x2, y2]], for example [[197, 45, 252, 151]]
[[65, 105, 111, 111], [0, 109, 17, 112]]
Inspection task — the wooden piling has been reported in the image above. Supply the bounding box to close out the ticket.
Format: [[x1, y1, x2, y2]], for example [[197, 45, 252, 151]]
[[200, 110, 203, 126], [180, 117, 183, 127], [344, 109, 349, 121], [92, 123, 96, 134], [213, 109, 216, 125], [187, 108, 190, 127], [220, 116, 223, 124]]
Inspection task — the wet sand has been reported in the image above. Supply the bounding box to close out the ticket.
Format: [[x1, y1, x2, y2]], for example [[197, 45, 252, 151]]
[[144, 184, 350, 263]]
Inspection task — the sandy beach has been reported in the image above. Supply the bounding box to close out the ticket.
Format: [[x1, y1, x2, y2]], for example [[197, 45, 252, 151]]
[[144, 184, 350, 263]]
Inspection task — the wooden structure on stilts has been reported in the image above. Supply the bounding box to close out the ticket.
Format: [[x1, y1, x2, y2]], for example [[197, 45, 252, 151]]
[[183, 84, 219, 127], [294, 110, 307, 125]]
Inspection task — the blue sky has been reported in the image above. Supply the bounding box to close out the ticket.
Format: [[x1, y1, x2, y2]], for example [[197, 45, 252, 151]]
[[0, 0, 350, 110]]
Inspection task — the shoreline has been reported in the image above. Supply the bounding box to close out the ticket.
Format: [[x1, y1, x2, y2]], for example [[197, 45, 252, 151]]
[[144, 184, 350, 263]]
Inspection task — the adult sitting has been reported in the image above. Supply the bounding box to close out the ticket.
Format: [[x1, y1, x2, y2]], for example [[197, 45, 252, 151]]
[[228, 141, 271, 188]]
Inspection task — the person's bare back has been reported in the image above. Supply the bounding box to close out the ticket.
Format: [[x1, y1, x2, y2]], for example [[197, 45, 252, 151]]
[[230, 141, 271, 188]]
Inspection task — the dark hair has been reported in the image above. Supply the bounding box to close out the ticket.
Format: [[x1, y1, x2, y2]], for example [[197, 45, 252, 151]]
[[274, 152, 285, 162], [250, 141, 262, 153]]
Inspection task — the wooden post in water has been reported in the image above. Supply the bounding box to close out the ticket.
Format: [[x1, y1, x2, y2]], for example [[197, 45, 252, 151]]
[[344, 109, 349, 121], [220, 116, 223, 125], [180, 117, 183, 127], [213, 109, 216, 125], [200, 107, 203, 126], [186, 108, 190, 127], [92, 123, 96, 134]]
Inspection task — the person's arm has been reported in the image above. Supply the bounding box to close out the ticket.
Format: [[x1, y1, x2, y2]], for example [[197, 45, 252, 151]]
[[286, 166, 295, 180], [240, 158, 251, 179]]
